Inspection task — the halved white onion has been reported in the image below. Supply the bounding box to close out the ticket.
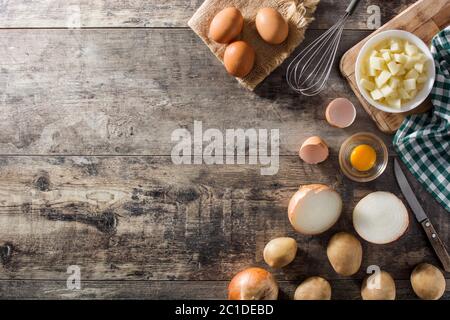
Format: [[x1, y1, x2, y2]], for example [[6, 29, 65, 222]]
[[353, 192, 409, 244], [288, 184, 342, 235]]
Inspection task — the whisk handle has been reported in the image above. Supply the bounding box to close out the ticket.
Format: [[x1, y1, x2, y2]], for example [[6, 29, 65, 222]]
[[345, 0, 361, 15]]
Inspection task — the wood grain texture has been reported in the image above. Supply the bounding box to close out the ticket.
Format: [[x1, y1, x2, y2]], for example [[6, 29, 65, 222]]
[[1, 279, 449, 300], [0, 156, 447, 285], [340, 0, 450, 133], [0, 0, 448, 300], [0, 28, 393, 155], [0, 0, 418, 29]]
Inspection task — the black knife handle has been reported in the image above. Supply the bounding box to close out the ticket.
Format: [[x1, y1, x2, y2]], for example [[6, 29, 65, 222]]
[[345, 0, 362, 14], [421, 218, 450, 272]]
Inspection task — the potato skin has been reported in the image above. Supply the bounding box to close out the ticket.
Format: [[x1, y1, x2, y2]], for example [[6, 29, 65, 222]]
[[263, 237, 297, 268], [294, 276, 331, 300], [361, 270, 396, 300], [327, 232, 362, 276], [411, 263, 446, 300]]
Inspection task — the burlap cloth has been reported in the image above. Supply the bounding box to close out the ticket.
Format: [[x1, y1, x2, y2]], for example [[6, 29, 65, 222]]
[[188, 0, 320, 90]]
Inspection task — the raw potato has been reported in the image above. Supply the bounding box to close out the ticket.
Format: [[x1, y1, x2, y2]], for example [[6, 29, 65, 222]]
[[228, 267, 278, 300], [327, 232, 362, 276], [361, 270, 396, 300], [294, 276, 331, 300], [359, 38, 429, 109], [411, 263, 446, 300], [288, 184, 342, 235], [353, 192, 409, 244], [263, 237, 297, 268]]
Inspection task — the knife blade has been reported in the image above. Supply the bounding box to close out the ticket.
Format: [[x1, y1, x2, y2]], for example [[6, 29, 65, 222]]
[[394, 158, 450, 272], [394, 159, 427, 222]]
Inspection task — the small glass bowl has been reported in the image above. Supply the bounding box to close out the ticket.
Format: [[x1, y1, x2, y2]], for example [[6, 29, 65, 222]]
[[339, 132, 388, 182]]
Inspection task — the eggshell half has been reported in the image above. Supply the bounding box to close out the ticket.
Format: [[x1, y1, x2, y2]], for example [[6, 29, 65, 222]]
[[299, 136, 329, 164], [325, 98, 356, 128]]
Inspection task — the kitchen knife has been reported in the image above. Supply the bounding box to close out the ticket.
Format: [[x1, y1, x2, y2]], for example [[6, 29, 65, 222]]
[[394, 158, 450, 272]]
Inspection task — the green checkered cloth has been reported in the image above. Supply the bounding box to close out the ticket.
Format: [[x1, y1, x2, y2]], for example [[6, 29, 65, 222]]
[[393, 27, 450, 212]]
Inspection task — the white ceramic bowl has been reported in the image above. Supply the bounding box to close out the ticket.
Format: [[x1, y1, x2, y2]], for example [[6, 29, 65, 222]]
[[355, 30, 435, 113]]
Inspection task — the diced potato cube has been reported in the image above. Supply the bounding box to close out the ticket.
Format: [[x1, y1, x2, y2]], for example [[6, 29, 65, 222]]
[[360, 78, 375, 91], [387, 61, 401, 75], [404, 78, 417, 91], [382, 52, 392, 62], [389, 77, 400, 89], [371, 88, 384, 101], [397, 67, 406, 76], [390, 40, 402, 52], [389, 90, 399, 99], [376, 70, 392, 88], [399, 88, 410, 100], [386, 98, 402, 108], [361, 38, 427, 108], [380, 85, 394, 97], [370, 56, 386, 70], [414, 63, 424, 73], [417, 75, 428, 84], [405, 69, 419, 80], [414, 53, 427, 63], [394, 54, 408, 64], [405, 42, 419, 56], [368, 67, 378, 77], [405, 56, 416, 69]]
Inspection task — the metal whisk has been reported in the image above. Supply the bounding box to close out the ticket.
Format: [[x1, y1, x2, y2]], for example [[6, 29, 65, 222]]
[[286, 0, 361, 96]]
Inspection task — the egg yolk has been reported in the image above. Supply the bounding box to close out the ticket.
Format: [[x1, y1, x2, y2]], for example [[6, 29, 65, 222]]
[[350, 144, 377, 171]]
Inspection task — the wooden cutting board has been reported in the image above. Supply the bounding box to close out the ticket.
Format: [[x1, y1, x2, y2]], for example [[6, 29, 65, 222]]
[[340, 0, 450, 134]]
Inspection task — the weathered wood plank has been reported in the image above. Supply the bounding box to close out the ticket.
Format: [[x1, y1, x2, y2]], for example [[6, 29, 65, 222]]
[[0, 0, 417, 29], [0, 29, 395, 156], [1, 279, 449, 300], [0, 156, 447, 284]]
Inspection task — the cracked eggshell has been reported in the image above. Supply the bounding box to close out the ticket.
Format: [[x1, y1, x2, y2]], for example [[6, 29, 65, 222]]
[[325, 98, 356, 128], [299, 136, 329, 164]]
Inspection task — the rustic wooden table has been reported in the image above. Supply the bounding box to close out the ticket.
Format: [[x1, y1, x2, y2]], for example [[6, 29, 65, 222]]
[[0, 0, 448, 300]]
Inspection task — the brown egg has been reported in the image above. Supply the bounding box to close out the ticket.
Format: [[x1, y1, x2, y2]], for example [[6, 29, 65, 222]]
[[209, 7, 244, 44], [224, 41, 255, 78], [255, 8, 289, 45]]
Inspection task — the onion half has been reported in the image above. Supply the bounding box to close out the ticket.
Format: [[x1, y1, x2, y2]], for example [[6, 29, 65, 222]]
[[288, 184, 342, 235], [353, 192, 409, 244]]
